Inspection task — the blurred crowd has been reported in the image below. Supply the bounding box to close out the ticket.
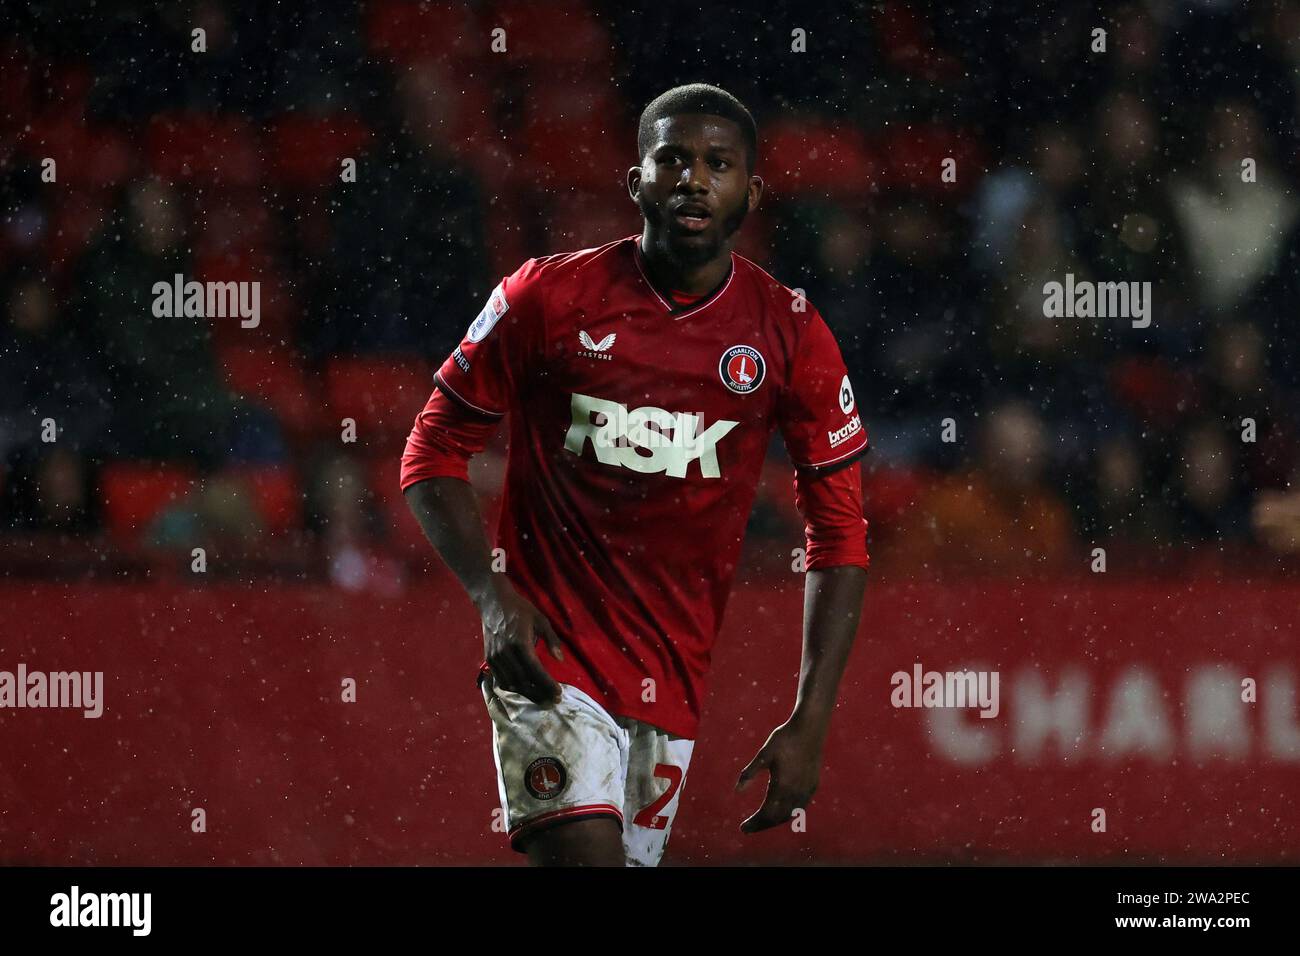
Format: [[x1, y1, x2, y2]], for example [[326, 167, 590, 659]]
[[2, 0, 1300, 583]]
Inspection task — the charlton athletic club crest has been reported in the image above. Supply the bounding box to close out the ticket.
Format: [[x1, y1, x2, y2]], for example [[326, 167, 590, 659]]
[[719, 345, 766, 394], [524, 756, 567, 800]]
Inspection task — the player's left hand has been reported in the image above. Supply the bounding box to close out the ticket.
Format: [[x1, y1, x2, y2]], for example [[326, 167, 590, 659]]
[[735, 717, 825, 834]]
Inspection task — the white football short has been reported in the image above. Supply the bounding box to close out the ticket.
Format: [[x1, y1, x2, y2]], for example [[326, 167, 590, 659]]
[[480, 676, 695, 867]]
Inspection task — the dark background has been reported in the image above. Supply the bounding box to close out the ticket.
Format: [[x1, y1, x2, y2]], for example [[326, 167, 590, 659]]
[[2, 1, 1299, 865]]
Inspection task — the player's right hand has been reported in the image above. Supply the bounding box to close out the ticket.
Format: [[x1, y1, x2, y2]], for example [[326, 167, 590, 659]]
[[478, 580, 565, 706]]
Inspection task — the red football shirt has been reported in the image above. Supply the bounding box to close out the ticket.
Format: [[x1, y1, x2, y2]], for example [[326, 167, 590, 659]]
[[402, 235, 869, 737]]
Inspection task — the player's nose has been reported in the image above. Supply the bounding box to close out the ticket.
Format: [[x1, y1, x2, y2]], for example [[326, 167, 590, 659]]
[[677, 159, 709, 192]]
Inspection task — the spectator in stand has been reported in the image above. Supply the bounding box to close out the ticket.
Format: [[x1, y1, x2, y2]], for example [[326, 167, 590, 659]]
[[1173, 423, 1251, 542], [0, 267, 110, 458], [972, 120, 1088, 275], [797, 203, 875, 407], [73, 178, 241, 469], [985, 197, 1096, 392], [1, 445, 97, 533], [1077, 88, 1186, 292], [851, 197, 986, 465], [1087, 434, 1171, 544], [1168, 98, 1300, 316], [144, 473, 264, 551], [884, 401, 1075, 573], [0, 2, 1296, 577], [0, 268, 109, 531], [308, 58, 489, 363], [304, 449, 403, 594], [1253, 467, 1300, 554], [1200, 322, 1297, 493]]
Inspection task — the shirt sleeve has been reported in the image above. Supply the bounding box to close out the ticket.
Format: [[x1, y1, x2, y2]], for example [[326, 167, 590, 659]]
[[430, 257, 546, 418], [793, 460, 870, 571], [399, 258, 546, 490], [400, 387, 502, 487], [776, 308, 869, 474]]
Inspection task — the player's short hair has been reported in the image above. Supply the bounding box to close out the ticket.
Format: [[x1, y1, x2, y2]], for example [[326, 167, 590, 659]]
[[637, 83, 758, 172]]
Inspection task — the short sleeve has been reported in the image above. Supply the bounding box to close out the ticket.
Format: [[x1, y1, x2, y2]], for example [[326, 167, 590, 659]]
[[400, 387, 503, 489], [431, 258, 546, 419], [793, 461, 870, 571], [776, 310, 869, 474]]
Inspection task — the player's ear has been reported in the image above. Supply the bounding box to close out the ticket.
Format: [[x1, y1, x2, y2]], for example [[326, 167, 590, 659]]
[[627, 165, 643, 200], [748, 174, 764, 212]]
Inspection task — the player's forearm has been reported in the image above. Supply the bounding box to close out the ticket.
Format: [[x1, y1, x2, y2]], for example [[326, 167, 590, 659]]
[[789, 565, 867, 736], [403, 476, 503, 609]]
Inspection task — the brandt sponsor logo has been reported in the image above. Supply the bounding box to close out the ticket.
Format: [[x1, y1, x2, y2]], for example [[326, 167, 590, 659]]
[[828, 414, 862, 448]]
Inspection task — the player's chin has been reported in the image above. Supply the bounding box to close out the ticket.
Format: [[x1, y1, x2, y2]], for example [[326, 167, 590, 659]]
[[665, 226, 720, 258]]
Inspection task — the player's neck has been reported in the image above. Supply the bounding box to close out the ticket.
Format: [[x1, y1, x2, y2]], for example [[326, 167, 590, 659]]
[[636, 231, 733, 298]]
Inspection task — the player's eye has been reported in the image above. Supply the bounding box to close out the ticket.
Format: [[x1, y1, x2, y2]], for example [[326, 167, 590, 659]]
[[710, 158, 730, 170]]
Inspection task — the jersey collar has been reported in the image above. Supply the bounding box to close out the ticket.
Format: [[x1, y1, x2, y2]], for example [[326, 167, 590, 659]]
[[631, 235, 736, 321]]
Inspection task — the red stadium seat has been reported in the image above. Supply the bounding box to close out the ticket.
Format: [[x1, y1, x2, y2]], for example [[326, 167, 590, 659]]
[[100, 462, 198, 547], [266, 115, 374, 189], [519, 86, 632, 192], [193, 194, 277, 257], [192, 254, 297, 344], [393, 59, 497, 166], [366, 0, 484, 67], [21, 117, 135, 190], [78, 127, 136, 189], [1109, 357, 1201, 430], [231, 465, 303, 534], [539, 189, 640, 253], [19, 62, 94, 125], [488, 0, 613, 70], [21, 115, 85, 163], [324, 357, 435, 452], [877, 124, 983, 196], [761, 120, 878, 200], [146, 113, 262, 187], [872, 1, 964, 83], [217, 346, 320, 438], [45, 191, 112, 277]]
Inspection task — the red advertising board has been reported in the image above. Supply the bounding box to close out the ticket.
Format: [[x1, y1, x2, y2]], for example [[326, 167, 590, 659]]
[[1, 574, 1297, 864]]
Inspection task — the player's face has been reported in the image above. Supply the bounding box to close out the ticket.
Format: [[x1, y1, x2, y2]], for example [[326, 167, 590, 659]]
[[629, 114, 763, 269]]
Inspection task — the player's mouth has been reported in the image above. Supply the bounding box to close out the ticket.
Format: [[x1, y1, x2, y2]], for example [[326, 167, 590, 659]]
[[670, 202, 712, 233]]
